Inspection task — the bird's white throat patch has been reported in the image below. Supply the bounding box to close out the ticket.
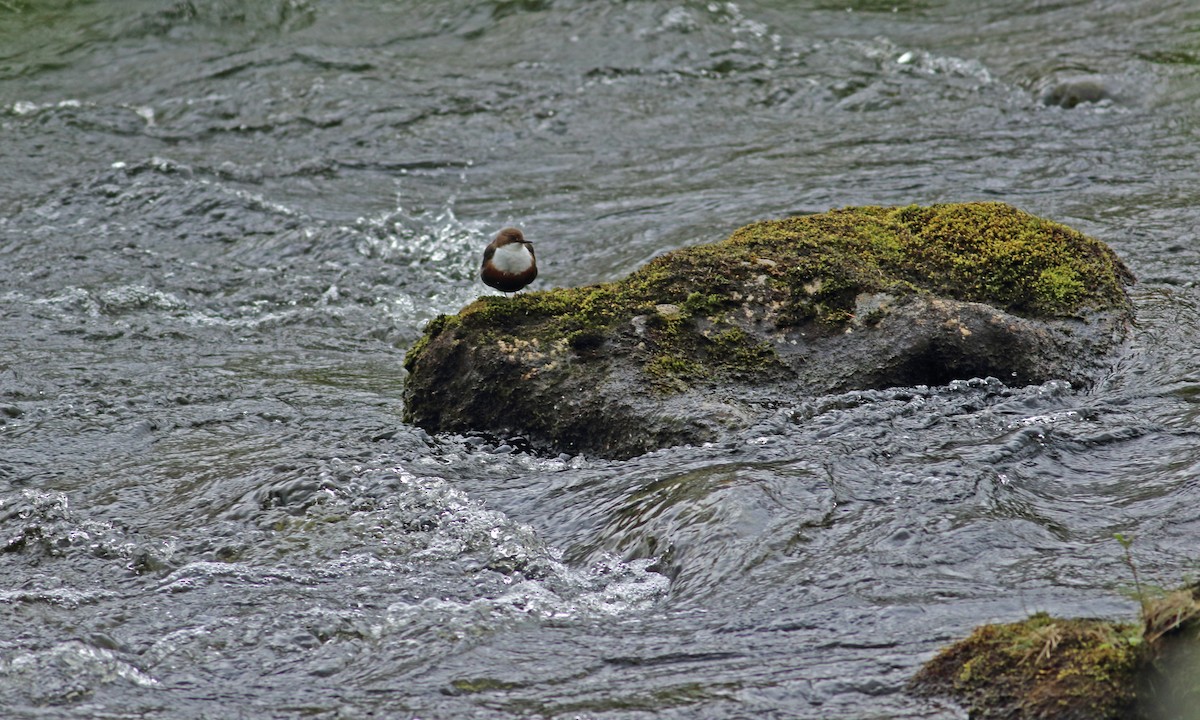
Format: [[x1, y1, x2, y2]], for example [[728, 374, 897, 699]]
[[491, 242, 534, 273]]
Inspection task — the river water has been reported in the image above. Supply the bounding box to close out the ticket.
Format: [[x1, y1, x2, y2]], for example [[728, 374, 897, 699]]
[[2, 1, 1199, 718]]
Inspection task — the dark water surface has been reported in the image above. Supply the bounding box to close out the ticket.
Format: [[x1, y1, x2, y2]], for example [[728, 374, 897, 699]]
[[3, 1, 1200, 717]]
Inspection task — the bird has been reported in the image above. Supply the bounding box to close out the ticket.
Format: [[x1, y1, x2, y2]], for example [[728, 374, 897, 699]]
[[480, 227, 537, 294]]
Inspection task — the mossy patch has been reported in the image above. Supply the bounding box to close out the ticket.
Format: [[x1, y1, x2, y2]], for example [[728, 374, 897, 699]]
[[910, 612, 1143, 719], [644, 353, 707, 393], [402, 313, 460, 373], [724, 202, 1132, 319], [912, 584, 1200, 720]]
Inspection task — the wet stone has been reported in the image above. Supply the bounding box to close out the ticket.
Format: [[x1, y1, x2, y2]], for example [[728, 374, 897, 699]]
[[404, 202, 1135, 459]]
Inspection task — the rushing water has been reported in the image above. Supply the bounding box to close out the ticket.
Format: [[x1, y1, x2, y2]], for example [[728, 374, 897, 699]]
[[3, 1, 1200, 717]]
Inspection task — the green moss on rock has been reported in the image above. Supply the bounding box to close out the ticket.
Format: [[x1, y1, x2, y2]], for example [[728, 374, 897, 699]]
[[644, 353, 707, 393], [724, 202, 1132, 319], [911, 585, 1200, 720], [911, 613, 1142, 719], [403, 202, 1135, 457], [407, 202, 1132, 392]]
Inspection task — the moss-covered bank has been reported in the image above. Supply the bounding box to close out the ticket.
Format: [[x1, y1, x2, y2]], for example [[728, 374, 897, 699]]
[[910, 586, 1200, 719], [403, 202, 1135, 457]]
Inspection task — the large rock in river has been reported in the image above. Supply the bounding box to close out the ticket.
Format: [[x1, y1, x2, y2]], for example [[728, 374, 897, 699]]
[[403, 203, 1134, 458]]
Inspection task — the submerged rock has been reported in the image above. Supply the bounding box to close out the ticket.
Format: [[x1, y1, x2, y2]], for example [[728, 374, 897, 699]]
[[403, 202, 1134, 458], [1035, 73, 1120, 108]]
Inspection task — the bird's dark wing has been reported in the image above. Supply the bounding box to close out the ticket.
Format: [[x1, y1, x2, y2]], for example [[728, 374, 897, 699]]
[[481, 245, 495, 268]]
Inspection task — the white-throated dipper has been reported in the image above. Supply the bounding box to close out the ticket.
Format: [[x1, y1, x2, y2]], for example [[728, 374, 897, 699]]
[[480, 227, 537, 294]]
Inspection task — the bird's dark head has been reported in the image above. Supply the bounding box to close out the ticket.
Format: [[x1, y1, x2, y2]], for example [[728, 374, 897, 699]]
[[493, 227, 530, 247]]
